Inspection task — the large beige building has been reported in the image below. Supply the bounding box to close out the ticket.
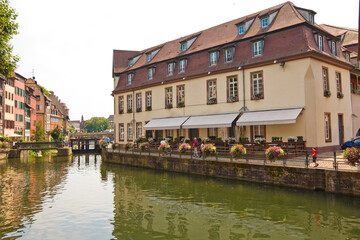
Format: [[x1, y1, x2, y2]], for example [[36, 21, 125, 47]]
[[112, 2, 354, 152]]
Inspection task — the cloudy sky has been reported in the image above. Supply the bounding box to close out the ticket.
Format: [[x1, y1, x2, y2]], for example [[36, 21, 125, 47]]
[[10, 0, 358, 121]]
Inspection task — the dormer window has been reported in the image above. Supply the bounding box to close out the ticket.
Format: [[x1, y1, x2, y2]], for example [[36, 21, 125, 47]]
[[330, 41, 337, 56], [127, 73, 134, 85], [179, 59, 187, 73], [147, 67, 155, 80], [238, 24, 245, 35], [345, 52, 350, 61], [314, 33, 324, 51], [309, 13, 314, 24], [180, 36, 197, 52], [146, 49, 160, 63], [252, 40, 263, 57], [167, 62, 175, 76], [209, 51, 219, 66], [260, 16, 269, 28], [224, 47, 235, 63], [128, 55, 141, 67]]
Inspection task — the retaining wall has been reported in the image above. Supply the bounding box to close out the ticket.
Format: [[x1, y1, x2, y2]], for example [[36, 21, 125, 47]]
[[103, 150, 360, 196]]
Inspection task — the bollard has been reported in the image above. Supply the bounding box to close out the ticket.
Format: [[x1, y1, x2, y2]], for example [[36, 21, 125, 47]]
[[333, 151, 338, 170], [305, 152, 309, 168]]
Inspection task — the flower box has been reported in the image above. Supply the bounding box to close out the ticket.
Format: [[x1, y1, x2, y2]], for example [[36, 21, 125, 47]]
[[166, 103, 173, 109], [146, 106, 152, 111], [337, 92, 344, 99], [177, 101, 185, 108], [324, 90, 331, 97], [208, 98, 217, 104]]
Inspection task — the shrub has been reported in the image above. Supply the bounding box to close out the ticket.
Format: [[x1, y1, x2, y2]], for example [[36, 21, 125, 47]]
[[239, 137, 249, 142], [183, 138, 190, 143], [230, 144, 246, 159], [343, 147, 360, 166], [215, 137, 222, 141], [201, 144, 216, 157], [125, 143, 134, 150], [158, 143, 171, 153], [135, 137, 147, 143], [139, 142, 150, 152], [287, 136, 296, 142], [265, 146, 285, 162], [178, 143, 191, 153], [99, 139, 108, 149], [112, 143, 119, 150]]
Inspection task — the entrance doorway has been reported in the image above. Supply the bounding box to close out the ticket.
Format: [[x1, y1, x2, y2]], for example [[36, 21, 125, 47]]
[[338, 114, 344, 145], [189, 129, 199, 140]]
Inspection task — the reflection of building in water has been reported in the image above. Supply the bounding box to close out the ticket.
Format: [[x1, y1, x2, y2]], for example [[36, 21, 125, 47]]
[[104, 163, 360, 240], [0, 157, 68, 238]]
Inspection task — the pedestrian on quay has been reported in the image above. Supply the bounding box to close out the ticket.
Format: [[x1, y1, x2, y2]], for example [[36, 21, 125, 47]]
[[193, 138, 198, 157], [312, 147, 319, 167]]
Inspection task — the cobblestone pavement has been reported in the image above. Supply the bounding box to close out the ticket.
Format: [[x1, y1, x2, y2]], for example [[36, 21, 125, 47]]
[[108, 148, 360, 172]]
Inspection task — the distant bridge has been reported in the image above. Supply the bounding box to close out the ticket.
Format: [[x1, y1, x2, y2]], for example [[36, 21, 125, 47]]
[[70, 131, 114, 141]]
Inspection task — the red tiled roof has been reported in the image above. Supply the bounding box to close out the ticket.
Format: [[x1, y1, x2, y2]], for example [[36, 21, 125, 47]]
[[113, 1, 352, 93], [320, 24, 358, 48]]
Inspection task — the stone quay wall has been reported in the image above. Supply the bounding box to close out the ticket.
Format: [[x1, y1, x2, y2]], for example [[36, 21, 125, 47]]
[[103, 150, 360, 196]]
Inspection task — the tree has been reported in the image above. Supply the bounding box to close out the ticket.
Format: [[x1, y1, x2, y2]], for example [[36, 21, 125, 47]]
[[84, 118, 110, 133], [31, 120, 45, 142], [0, 0, 19, 77], [50, 126, 61, 141], [69, 125, 75, 133], [38, 84, 50, 96]]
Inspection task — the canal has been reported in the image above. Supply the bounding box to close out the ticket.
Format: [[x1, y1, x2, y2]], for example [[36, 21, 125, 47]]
[[0, 154, 359, 240]]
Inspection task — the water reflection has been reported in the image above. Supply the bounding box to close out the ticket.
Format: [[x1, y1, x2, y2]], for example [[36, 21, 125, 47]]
[[100, 164, 360, 240]]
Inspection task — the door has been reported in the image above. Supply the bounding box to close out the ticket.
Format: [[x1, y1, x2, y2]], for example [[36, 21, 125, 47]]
[[189, 129, 199, 140], [338, 114, 344, 145]]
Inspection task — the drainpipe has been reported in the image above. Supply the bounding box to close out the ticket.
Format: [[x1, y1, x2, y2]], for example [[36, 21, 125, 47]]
[[242, 67, 246, 111]]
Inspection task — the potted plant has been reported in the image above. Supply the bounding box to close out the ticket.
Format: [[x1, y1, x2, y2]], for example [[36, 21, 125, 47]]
[[139, 142, 150, 152], [215, 137, 223, 142], [337, 92, 344, 99], [183, 138, 190, 143], [208, 98, 217, 104], [178, 143, 191, 153], [225, 137, 236, 144], [203, 138, 211, 144], [265, 146, 285, 162], [254, 137, 265, 144], [177, 101, 185, 108], [158, 142, 171, 154], [111, 143, 119, 150], [127, 108, 132, 113], [136, 107, 141, 112], [119, 109, 124, 114], [287, 136, 296, 142], [146, 106, 152, 111], [125, 143, 134, 150], [342, 147, 360, 166], [99, 139, 108, 149], [253, 93, 262, 99], [324, 90, 331, 97], [201, 144, 216, 157], [230, 144, 247, 159], [297, 136, 303, 142], [166, 103, 173, 109], [272, 137, 283, 143], [228, 95, 237, 102], [239, 137, 249, 143]]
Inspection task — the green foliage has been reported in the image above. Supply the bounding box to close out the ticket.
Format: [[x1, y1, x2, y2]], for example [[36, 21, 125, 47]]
[[38, 84, 50, 96], [84, 118, 110, 133], [50, 126, 61, 141], [69, 125, 75, 133], [0, 0, 19, 77], [32, 120, 45, 142]]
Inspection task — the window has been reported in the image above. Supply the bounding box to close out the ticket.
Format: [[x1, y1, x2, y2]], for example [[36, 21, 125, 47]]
[[209, 51, 218, 66], [167, 62, 175, 76], [177, 85, 185, 107], [165, 129, 173, 138], [147, 67, 155, 80], [224, 47, 234, 63], [207, 80, 217, 104], [36, 95, 40, 101], [136, 93, 142, 112], [119, 123, 124, 141], [15, 100, 17, 108], [251, 71, 263, 99], [317, 35, 324, 51], [331, 41, 337, 56], [237, 24, 245, 35], [127, 94, 133, 113], [309, 13, 314, 24], [251, 125, 266, 141], [165, 87, 173, 108], [260, 16, 269, 28], [345, 52, 350, 61], [179, 59, 187, 73], [322, 67, 329, 94], [146, 49, 160, 62], [118, 96, 124, 114], [127, 123, 133, 141], [180, 41, 187, 52], [127, 73, 133, 85], [324, 113, 332, 142], [129, 55, 141, 67], [146, 91, 152, 110], [208, 128, 218, 137], [136, 122, 142, 139], [252, 40, 263, 57], [336, 72, 342, 97], [227, 76, 238, 102], [36, 105, 42, 110]]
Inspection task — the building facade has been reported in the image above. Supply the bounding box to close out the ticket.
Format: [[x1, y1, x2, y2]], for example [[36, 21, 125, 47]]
[[0, 74, 6, 135], [48, 93, 69, 138], [112, 2, 353, 152], [25, 86, 36, 141], [14, 73, 25, 138], [4, 76, 15, 137]]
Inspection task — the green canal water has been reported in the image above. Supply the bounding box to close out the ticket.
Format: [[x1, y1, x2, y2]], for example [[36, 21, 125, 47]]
[[0, 154, 359, 240]]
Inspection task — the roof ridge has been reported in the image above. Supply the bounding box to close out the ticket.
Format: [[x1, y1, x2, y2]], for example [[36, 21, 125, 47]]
[[320, 24, 358, 32]]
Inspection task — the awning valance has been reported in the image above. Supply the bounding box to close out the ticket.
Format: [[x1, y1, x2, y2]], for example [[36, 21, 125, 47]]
[[182, 113, 239, 129], [236, 108, 303, 126], [143, 116, 190, 130]]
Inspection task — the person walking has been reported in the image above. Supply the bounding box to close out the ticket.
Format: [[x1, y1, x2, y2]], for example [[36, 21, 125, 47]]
[[193, 138, 198, 157], [312, 147, 319, 167]]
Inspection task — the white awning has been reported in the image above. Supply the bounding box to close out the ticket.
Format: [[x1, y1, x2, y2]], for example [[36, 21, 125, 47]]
[[182, 113, 239, 129], [236, 108, 303, 126], [143, 116, 190, 130]]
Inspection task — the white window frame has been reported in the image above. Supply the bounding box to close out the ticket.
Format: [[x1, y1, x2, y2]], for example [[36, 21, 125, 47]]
[[260, 16, 269, 28], [324, 114, 331, 141], [136, 93, 141, 110], [224, 48, 234, 63], [119, 124, 124, 140], [127, 95, 133, 111], [167, 62, 175, 76], [147, 68, 155, 80], [252, 125, 265, 139], [127, 73, 133, 85], [323, 68, 329, 91], [128, 124, 133, 141], [179, 59, 187, 73], [336, 72, 341, 93], [177, 86, 184, 103], [238, 24, 245, 35], [118, 96, 124, 113], [252, 40, 263, 57], [228, 77, 238, 99], [331, 41, 337, 56], [146, 92, 152, 108], [136, 123, 142, 139], [209, 51, 218, 66], [166, 88, 173, 106], [252, 72, 263, 96], [318, 35, 324, 51], [208, 80, 217, 100]]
